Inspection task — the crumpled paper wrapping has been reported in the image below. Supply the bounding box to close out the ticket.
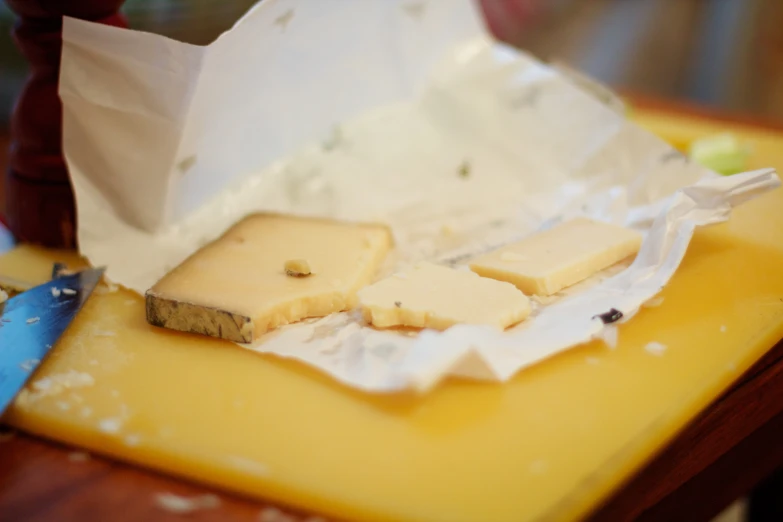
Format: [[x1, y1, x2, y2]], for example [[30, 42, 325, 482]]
[[60, 0, 779, 392]]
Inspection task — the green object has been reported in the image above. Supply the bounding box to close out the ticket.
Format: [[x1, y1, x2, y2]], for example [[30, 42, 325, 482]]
[[689, 133, 750, 176]]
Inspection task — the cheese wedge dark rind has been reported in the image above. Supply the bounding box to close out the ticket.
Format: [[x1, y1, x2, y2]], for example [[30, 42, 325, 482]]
[[145, 294, 253, 343], [145, 213, 393, 342]]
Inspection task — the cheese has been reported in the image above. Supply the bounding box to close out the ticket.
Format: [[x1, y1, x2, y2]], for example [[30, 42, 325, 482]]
[[146, 214, 392, 342], [469, 218, 642, 296], [284, 259, 312, 277], [358, 263, 530, 330]]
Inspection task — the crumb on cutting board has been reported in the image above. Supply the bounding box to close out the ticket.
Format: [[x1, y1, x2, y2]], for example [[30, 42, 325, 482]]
[[644, 341, 667, 356], [98, 417, 124, 434], [19, 359, 40, 372]]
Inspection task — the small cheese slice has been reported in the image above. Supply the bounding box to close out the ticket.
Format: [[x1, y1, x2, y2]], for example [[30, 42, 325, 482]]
[[358, 263, 530, 331], [469, 218, 642, 296], [146, 214, 392, 342]]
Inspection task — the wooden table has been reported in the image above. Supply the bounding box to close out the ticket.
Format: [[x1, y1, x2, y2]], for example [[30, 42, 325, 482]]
[[1, 97, 783, 522]]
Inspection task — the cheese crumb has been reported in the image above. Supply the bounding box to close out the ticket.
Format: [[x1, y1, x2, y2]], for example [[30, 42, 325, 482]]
[[124, 434, 141, 446], [228, 455, 269, 476], [68, 451, 90, 462], [643, 296, 665, 308], [26, 317, 40, 325], [51, 287, 61, 298], [0, 288, 8, 304], [62, 288, 77, 295], [154, 493, 220, 514], [98, 417, 123, 434], [720, 325, 727, 333], [585, 356, 600, 365], [284, 259, 312, 277], [20, 359, 40, 372], [25, 371, 95, 402], [644, 341, 667, 356], [227, 455, 270, 476]]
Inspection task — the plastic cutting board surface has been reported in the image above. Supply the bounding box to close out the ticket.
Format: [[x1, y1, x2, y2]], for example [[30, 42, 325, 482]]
[[1, 108, 783, 522]]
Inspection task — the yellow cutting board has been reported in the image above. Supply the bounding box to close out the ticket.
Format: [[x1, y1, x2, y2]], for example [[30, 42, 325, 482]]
[[2, 107, 783, 522]]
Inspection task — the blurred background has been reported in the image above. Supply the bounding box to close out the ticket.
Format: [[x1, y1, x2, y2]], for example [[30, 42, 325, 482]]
[[1, 0, 783, 126]]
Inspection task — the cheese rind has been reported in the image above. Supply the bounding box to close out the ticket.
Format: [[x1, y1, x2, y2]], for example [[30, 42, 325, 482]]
[[469, 218, 642, 296], [358, 263, 530, 331], [146, 214, 392, 342]]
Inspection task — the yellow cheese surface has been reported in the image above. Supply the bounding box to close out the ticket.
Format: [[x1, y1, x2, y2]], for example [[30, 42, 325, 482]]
[[469, 218, 642, 296], [357, 262, 531, 330], [1, 109, 783, 522], [148, 214, 392, 339]]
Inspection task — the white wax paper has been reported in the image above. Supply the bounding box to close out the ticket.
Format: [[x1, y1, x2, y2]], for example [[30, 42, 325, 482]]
[[60, 0, 779, 392]]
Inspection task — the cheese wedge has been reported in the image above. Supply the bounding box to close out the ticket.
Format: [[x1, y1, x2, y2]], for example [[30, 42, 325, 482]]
[[469, 218, 642, 296], [146, 214, 392, 342], [358, 263, 530, 331]]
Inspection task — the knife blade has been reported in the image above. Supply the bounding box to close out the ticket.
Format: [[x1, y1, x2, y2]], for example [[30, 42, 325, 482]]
[[0, 267, 105, 416]]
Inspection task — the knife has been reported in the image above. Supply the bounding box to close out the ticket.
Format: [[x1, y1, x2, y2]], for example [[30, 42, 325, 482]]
[[0, 267, 105, 416]]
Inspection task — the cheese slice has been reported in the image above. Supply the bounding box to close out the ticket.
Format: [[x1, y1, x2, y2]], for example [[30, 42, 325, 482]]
[[469, 218, 642, 296], [146, 214, 392, 342], [358, 263, 530, 331]]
